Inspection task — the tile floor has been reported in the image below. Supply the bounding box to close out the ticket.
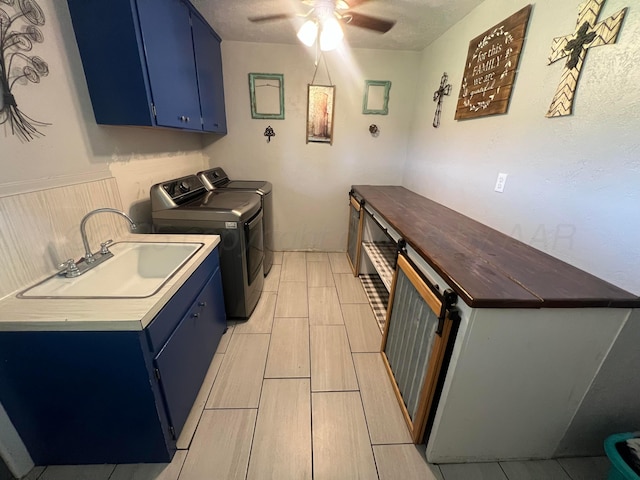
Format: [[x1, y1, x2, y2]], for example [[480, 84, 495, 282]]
[[20, 252, 611, 480]]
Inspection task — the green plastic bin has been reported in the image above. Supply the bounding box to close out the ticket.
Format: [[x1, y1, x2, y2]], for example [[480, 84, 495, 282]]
[[605, 433, 640, 480]]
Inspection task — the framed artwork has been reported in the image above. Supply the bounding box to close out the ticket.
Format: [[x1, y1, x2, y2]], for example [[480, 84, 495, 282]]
[[248, 73, 285, 120], [454, 5, 532, 120], [362, 80, 391, 115], [306, 84, 335, 145]]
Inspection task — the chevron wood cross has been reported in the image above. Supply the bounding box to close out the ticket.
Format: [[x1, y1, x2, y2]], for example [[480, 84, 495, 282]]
[[546, 0, 627, 118]]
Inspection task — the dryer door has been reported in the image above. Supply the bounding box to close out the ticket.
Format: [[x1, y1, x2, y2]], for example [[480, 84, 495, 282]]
[[245, 210, 264, 285]]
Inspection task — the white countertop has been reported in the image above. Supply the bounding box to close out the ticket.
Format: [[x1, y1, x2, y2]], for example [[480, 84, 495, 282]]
[[0, 234, 220, 332]]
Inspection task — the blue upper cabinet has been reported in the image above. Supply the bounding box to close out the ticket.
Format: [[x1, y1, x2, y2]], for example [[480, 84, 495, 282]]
[[67, 0, 227, 133], [192, 13, 227, 134]]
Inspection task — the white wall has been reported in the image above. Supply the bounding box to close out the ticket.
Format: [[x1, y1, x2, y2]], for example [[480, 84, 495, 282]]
[[403, 0, 640, 295], [0, 0, 207, 231], [202, 41, 420, 251]]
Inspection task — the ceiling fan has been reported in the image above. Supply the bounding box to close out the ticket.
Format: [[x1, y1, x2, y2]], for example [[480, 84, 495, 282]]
[[248, 0, 396, 50]]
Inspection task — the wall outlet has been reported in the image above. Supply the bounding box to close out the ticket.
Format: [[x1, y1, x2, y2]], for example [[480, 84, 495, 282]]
[[494, 173, 508, 193]]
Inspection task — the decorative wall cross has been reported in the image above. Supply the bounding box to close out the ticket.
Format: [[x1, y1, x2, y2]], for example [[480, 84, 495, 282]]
[[546, 0, 627, 118], [433, 73, 452, 128]]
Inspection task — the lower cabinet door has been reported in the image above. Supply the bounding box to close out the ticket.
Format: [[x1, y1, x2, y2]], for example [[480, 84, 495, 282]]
[[381, 254, 458, 443], [153, 267, 226, 439], [346, 194, 363, 275]]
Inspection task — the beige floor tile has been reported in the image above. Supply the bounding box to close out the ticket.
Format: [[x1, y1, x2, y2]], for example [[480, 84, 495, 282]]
[[353, 353, 412, 444], [247, 379, 312, 480], [265, 318, 310, 378], [306, 252, 329, 262], [179, 409, 256, 480], [233, 291, 276, 334], [312, 391, 378, 480], [557, 456, 610, 480], [307, 261, 335, 287], [281, 253, 307, 282], [263, 264, 281, 292], [39, 465, 115, 480], [109, 450, 187, 480], [272, 251, 283, 265], [374, 444, 443, 480], [275, 281, 308, 317], [500, 459, 571, 479], [328, 252, 352, 274], [177, 354, 224, 449], [308, 287, 344, 325], [334, 273, 369, 303], [310, 325, 358, 391], [206, 334, 270, 408], [283, 251, 306, 261], [439, 462, 508, 480], [215, 323, 235, 354], [342, 304, 382, 352], [22, 466, 45, 480]]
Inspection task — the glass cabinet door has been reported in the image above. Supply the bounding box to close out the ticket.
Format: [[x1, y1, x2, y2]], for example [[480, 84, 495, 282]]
[[381, 253, 458, 443], [346, 194, 364, 275]]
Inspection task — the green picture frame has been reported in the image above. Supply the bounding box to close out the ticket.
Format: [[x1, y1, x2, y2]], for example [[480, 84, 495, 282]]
[[248, 73, 285, 120], [362, 80, 391, 115]]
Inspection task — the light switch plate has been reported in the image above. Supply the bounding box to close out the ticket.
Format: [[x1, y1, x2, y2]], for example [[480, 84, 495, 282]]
[[495, 173, 508, 193]]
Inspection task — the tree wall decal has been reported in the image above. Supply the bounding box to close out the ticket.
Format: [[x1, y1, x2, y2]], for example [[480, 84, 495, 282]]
[[0, 0, 49, 142]]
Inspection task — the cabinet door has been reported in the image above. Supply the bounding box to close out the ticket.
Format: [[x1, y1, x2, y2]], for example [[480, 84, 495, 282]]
[[192, 13, 227, 133], [346, 195, 364, 275], [136, 0, 201, 130], [153, 267, 226, 438], [67, 0, 155, 126], [381, 254, 457, 443]]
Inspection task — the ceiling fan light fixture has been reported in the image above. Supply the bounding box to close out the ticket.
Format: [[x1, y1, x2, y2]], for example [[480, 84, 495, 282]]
[[297, 19, 318, 47], [319, 17, 343, 51]]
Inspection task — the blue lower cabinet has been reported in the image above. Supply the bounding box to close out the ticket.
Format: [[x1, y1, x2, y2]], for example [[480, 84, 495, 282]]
[[154, 268, 226, 440], [0, 249, 226, 465]]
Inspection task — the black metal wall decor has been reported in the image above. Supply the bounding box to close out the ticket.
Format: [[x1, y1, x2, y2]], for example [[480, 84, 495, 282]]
[[0, 0, 50, 142], [264, 125, 275, 143], [432, 73, 451, 128]]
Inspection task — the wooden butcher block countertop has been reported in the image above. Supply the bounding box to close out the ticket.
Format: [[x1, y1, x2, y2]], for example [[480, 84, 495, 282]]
[[352, 185, 640, 309]]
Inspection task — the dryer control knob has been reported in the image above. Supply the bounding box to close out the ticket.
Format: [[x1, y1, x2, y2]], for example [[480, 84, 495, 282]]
[[179, 181, 190, 193]]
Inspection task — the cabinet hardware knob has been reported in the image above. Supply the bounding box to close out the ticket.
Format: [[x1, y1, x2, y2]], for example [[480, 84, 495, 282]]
[[198, 302, 207, 307], [192, 313, 200, 318], [185, 116, 190, 122]]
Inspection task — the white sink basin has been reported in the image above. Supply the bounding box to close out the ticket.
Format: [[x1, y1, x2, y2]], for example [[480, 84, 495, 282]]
[[19, 242, 203, 298]]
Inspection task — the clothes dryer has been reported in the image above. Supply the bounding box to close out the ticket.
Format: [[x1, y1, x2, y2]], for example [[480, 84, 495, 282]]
[[151, 175, 263, 318]]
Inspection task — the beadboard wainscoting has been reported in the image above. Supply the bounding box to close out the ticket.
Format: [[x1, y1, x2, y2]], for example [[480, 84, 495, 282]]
[[0, 178, 129, 300]]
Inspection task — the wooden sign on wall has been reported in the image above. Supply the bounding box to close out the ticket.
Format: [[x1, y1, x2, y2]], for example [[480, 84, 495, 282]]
[[454, 5, 532, 120]]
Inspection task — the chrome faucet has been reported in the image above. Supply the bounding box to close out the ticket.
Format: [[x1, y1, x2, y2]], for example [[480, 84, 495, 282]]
[[80, 208, 137, 263]]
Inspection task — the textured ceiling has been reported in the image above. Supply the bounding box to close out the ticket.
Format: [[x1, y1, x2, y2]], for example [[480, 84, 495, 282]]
[[191, 0, 486, 51]]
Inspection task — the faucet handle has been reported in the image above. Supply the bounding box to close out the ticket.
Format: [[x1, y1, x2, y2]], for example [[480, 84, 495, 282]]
[[100, 239, 114, 254], [58, 259, 80, 277]]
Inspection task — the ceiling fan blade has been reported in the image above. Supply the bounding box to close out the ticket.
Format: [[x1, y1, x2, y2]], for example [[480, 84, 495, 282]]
[[248, 13, 294, 23], [343, 0, 371, 9], [344, 12, 395, 33]]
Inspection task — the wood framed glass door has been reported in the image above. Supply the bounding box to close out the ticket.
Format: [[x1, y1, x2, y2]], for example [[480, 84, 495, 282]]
[[346, 193, 364, 275], [381, 253, 458, 443]]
